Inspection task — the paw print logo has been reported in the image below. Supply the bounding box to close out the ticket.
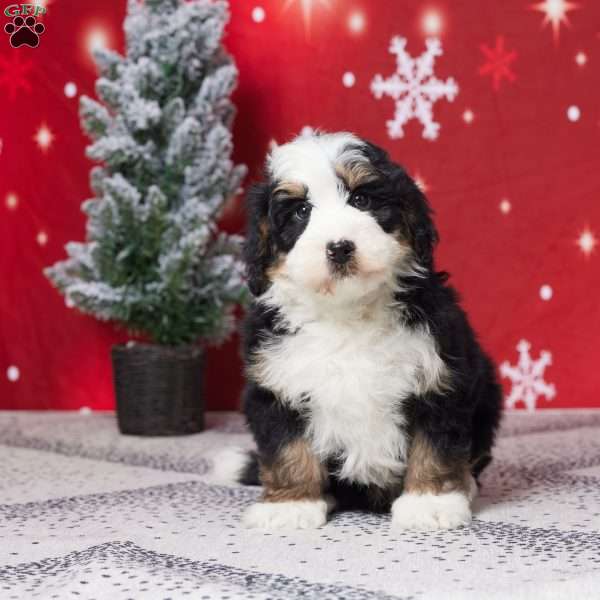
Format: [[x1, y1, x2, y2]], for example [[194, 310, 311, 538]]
[[4, 15, 45, 48]]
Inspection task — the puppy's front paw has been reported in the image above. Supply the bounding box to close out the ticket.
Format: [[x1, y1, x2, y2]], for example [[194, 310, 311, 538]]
[[243, 499, 328, 530], [391, 491, 472, 531]]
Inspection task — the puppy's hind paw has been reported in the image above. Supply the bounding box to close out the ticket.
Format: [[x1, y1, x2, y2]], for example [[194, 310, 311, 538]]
[[391, 491, 472, 531]]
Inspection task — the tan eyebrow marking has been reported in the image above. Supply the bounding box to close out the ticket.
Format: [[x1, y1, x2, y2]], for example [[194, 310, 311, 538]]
[[273, 181, 308, 199], [335, 160, 379, 190]]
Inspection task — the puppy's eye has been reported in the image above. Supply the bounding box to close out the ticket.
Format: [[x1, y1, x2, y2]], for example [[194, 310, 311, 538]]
[[349, 192, 371, 211], [294, 203, 311, 221]]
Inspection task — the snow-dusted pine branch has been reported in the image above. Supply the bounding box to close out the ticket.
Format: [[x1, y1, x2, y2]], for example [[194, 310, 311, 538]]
[[46, 0, 247, 345]]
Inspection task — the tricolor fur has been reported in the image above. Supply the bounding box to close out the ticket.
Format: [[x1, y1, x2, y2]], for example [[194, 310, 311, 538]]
[[236, 132, 502, 530]]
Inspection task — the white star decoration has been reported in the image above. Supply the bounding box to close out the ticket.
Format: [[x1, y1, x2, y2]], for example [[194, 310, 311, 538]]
[[34, 124, 54, 152], [576, 228, 597, 256], [37, 231, 48, 246], [532, 0, 579, 42], [370, 37, 458, 141], [348, 11, 365, 34], [500, 339, 556, 412], [421, 10, 443, 36], [499, 199, 511, 214], [6, 365, 20, 382], [86, 26, 110, 55], [284, 0, 330, 31], [5, 192, 18, 210]]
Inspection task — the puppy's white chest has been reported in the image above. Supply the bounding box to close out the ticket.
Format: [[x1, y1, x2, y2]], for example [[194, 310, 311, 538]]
[[253, 318, 447, 487]]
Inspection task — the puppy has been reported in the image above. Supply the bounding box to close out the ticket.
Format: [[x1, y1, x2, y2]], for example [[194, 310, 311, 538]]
[[235, 131, 502, 531]]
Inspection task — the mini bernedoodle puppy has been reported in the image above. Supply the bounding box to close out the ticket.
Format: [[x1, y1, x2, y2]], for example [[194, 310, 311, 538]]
[[222, 131, 502, 531]]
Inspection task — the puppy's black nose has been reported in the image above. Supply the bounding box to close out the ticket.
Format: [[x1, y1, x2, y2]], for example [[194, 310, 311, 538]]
[[326, 240, 356, 265]]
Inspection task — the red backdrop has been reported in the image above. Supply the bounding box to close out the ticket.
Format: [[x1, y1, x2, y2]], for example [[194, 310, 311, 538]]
[[1, 0, 599, 411]]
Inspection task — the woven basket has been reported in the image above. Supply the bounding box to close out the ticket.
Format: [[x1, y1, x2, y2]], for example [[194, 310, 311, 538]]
[[111, 342, 205, 436]]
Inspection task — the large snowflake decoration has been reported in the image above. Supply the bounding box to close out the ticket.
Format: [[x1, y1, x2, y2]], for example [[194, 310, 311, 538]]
[[479, 35, 518, 91], [500, 339, 557, 412], [0, 52, 33, 101], [370, 36, 458, 141]]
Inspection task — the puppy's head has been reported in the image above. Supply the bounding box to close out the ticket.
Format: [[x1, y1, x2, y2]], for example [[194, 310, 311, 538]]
[[244, 132, 437, 304]]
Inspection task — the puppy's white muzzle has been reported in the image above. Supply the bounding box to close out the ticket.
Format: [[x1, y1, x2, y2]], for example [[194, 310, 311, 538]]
[[281, 205, 407, 299]]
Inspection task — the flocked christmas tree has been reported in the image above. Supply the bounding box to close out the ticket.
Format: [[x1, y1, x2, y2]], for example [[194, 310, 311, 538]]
[[46, 0, 247, 346]]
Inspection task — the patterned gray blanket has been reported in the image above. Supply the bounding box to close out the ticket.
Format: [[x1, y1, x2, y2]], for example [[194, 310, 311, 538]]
[[1, 410, 600, 599]]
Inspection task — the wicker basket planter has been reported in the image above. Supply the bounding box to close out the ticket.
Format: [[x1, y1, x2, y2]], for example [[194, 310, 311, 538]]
[[111, 342, 205, 436]]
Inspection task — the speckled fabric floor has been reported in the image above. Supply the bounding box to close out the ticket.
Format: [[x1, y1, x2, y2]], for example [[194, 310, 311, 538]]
[[1, 410, 600, 600]]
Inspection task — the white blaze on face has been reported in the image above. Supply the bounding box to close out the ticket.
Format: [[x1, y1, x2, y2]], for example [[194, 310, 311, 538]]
[[267, 133, 408, 301]]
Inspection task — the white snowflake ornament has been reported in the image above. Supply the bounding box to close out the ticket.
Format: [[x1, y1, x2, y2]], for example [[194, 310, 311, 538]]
[[500, 339, 556, 412], [370, 36, 458, 141]]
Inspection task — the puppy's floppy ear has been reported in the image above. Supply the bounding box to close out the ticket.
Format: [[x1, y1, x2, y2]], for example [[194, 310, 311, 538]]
[[404, 181, 439, 271], [363, 141, 439, 270], [243, 182, 274, 296]]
